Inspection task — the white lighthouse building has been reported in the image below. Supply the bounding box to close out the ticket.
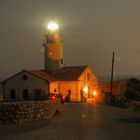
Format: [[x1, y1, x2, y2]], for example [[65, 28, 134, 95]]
[[2, 21, 98, 102], [44, 21, 64, 72]]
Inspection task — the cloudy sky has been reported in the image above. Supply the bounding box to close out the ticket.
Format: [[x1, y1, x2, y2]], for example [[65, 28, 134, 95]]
[[0, 0, 140, 79]]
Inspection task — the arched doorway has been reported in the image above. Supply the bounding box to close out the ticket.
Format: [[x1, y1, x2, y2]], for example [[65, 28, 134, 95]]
[[80, 89, 86, 102]]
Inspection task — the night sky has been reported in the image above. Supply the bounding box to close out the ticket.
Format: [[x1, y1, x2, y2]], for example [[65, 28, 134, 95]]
[[0, 0, 140, 79]]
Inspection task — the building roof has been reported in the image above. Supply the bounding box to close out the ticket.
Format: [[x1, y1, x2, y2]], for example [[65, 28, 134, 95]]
[[2, 70, 53, 83], [27, 70, 56, 81], [2, 66, 89, 83], [49, 66, 88, 81], [28, 66, 88, 81]]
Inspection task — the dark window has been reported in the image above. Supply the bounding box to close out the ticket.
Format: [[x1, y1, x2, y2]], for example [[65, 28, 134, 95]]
[[61, 58, 63, 64], [87, 73, 90, 80], [34, 89, 42, 100], [54, 89, 57, 93], [10, 89, 16, 100], [22, 75, 28, 81], [23, 89, 28, 100]]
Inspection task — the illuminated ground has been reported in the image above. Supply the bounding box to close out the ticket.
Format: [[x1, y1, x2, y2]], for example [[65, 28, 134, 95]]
[[0, 103, 140, 140]]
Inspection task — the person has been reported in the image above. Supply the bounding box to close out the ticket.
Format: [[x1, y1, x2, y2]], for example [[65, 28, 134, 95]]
[[80, 89, 84, 102], [67, 90, 71, 102]]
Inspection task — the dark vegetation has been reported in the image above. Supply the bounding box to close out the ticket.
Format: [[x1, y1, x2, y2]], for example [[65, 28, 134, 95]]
[[125, 78, 140, 101], [104, 78, 140, 109]]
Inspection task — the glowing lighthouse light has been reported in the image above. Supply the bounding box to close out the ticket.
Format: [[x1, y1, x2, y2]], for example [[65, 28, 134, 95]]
[[47, 21, 59, 31]]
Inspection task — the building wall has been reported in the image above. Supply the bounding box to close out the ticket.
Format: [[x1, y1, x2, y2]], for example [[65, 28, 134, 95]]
[[50, 82, 59, 94], [49, 81, 79, 102], [4, 71, 49, 101], [78, 67, 98, 99], [54, 67, 98, 102], [59, 81, 78, 102], [3, 67, 98, 102], [44, 42, 63, 72], [99, 80, 128, 97]]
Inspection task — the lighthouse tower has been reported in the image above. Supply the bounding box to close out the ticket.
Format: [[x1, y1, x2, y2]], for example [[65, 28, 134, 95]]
[[43, 21, 64, 72]]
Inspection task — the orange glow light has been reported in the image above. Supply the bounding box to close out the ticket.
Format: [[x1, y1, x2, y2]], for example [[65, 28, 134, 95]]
[[51, 96, 56, 100], [83, 86, 88, 93], [93, 90, 97, 96], [62, 96, 65, 99]]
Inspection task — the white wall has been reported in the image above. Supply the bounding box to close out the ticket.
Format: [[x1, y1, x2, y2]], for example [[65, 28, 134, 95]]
[[4, 71, 49, 101]]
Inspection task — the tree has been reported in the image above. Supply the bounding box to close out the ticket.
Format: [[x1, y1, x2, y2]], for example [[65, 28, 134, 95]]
[[124, 78, 140, 101]]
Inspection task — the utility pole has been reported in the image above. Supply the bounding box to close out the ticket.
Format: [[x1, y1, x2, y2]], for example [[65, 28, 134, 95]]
[[110, 51, 115, 96]]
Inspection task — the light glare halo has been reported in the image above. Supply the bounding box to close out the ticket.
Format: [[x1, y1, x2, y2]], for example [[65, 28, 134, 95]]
[[47, 21, 59, 31]]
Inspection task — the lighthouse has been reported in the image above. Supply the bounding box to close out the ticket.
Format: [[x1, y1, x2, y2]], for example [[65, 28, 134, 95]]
[[43, 21, 64, 72], [2, 19, 98, 103]]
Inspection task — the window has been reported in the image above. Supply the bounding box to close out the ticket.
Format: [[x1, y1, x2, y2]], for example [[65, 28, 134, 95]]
[[22, 75, 28, 81], [34, 89, 42, 100], [23, 89, 28, 100], [10, 89, 16, 100], [87, 73, 90, 80]]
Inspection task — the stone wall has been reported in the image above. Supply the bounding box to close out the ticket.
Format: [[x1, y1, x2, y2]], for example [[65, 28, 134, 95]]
[[0, 99, 60, 123]]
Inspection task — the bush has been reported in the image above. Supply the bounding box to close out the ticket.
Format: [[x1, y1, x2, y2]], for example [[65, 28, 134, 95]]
[[125, 88, 136, 99]]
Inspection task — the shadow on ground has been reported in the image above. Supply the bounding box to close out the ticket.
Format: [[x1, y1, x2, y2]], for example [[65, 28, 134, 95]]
[[0, 108, 65, 137], [0, 110, 62, 136], [0, 121, 50, 136], [116, 117, 140, 124]]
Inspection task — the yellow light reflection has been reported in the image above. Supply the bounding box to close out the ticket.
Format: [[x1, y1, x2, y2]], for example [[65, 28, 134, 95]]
[[81, 114, 86, 118], [83, 86, 88, 93], [93, 90, 97, 96]]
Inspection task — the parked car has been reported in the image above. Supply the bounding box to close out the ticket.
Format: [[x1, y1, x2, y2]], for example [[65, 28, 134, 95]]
[[47, 93, 66, 103], [55, 93, 67, 103], [46, 93, 55, 100]]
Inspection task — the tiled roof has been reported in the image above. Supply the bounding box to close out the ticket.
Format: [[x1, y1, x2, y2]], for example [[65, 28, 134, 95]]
[[27, 66, 88, 81], [49, 66, 88, 81], [27, 70, 56, 81], [2, 66, 88, 83]]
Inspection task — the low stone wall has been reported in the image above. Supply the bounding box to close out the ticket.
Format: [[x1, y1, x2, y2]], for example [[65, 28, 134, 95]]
[[0, 99, 60, 123]]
